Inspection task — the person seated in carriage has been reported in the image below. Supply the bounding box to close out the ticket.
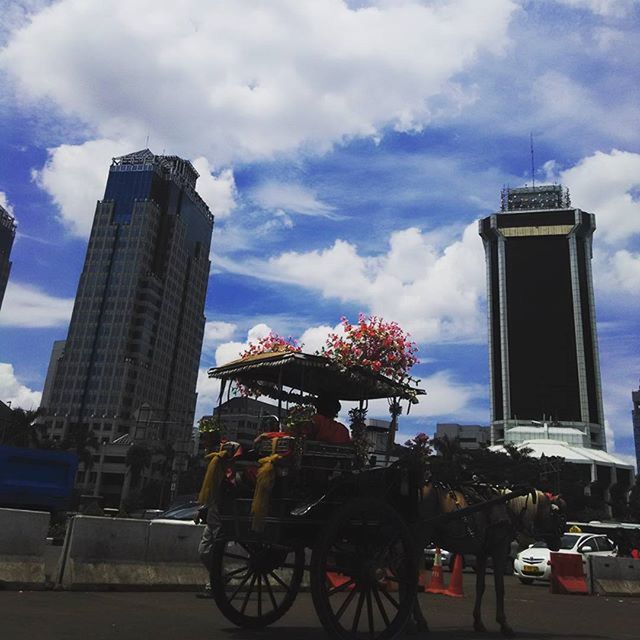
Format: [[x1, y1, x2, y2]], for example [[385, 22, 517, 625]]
[[305, 394, 351, 445], [253, 394, 351, 447]]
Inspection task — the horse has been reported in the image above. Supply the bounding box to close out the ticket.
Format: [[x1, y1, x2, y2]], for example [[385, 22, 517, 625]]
[[412, 484, 566, 636]]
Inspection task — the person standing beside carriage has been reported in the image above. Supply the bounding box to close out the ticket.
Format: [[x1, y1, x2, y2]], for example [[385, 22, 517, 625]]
[[194, 427, 224, 598]]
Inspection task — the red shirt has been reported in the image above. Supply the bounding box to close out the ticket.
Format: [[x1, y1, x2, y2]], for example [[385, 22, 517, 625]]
[[310, 415, 351, 444]]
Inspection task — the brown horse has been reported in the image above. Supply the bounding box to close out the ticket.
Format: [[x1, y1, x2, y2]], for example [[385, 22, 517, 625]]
[[413, 484, 565, 636]]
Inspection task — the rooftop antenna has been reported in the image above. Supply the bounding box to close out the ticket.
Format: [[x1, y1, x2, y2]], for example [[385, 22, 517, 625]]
[[145, 132, 150, 149], [530, 132, 536, 188]]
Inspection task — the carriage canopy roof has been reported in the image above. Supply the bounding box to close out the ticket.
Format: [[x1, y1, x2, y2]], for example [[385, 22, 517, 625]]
[[208, 350, 425, 401]]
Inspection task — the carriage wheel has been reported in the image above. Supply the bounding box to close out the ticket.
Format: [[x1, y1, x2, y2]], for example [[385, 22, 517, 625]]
[[310, 498, 418, 640], [211, 538, 304, 628]]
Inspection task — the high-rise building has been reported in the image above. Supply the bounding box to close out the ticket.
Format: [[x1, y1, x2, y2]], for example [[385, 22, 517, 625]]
[[633, 382, 640, 472], [0, 203, 16, 311], [479, 184, 605, 450], [39, 150, 213, 503]]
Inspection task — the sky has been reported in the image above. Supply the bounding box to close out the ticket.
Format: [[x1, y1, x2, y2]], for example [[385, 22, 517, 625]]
[[0, 0, 638, 464]]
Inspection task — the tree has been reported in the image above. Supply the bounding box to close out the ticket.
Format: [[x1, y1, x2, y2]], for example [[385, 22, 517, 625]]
[[154, 442, 175, 508], [61, 423, 99, 473], [0, 408, 42, 447]]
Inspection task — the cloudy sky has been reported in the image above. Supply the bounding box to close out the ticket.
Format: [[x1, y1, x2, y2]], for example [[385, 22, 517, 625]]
[[0, 0, 638, 462]]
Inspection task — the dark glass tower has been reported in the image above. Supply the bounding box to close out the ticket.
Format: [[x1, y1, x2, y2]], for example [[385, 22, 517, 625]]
[[479, 185, 605, 449], [633, 383, 640, 472], [0, 204, 16, 311], [40, 149, 213, 463]]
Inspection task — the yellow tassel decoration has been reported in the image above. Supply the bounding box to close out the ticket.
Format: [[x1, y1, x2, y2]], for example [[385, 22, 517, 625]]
[[251, 438, 282, 532], [198, 448, 231, 505]]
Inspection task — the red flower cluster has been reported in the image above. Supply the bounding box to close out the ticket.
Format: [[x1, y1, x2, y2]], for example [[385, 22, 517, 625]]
[[319, 314, 418, 383], [240, 332, 303, 358], [237, 332, 302, 397]]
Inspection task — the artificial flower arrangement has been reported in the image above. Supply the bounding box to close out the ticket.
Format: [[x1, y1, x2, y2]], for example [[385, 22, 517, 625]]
[[403, 432, 433, 471], [234, 332, 302, 398], [237, 315, 419, 397], [318, 314, 419, 385], [234, 316, 420, 458]]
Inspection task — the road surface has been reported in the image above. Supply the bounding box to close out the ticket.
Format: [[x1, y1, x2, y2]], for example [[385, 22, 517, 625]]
[[0, 574, 637, 639]]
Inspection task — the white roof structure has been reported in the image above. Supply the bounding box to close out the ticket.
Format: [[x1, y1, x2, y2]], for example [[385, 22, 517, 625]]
[[491, 439, 634, 470]]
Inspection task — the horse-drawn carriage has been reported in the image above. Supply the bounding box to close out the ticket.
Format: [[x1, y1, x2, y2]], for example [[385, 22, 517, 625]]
[[206, 350, 564, 639]]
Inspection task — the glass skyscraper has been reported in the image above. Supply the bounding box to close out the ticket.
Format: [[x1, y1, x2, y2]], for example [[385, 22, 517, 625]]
[[40, 150, 213, 502], [0, 203, 16, 311], [633, 383, 640, 472], [479, 185, 605, 450]]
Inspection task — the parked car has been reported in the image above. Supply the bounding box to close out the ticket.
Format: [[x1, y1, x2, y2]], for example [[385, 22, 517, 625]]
[[513, 533, 617, 584], [154, 501, 200, 522]]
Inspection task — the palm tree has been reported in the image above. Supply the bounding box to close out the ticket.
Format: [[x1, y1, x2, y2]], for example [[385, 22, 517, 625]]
[[61, 423, 99, 471], [119, 444, 153, 514], [154, 442, 175, 508]]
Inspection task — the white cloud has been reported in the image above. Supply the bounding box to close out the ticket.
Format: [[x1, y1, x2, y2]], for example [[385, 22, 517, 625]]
[[542, 150, 640, 300], [0, 281, 73, 328], [203, 320, 237, 351], [252, 182, 341, 219], [0, 191, 15, 216], [299, 324, 339, 354], [597, 250, 640, 295], [553, 0, 638, 17], [1, 0, 516, 165], [557, 149, 640, 246], [214, 323, 273, 366], [191, 158, 237, 219], [219, 222, 487, 343], [0, 0, 50, 47], [406, 370, 485, 419], [195, 366, 222, 420], [31, 138, 131, 237], [32, 140, 236, 237], [0, 362, 42, 409], [366, 369, 485, 420]]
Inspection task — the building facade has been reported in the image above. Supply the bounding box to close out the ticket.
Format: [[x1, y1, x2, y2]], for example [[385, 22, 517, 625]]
[[39, 150, 214, 504], [204, 397, 286, 449], [479, 185, 605, 449], [633, 382, 640, 473], [0, 204, 16, 311], [435, 423, 491, 449]]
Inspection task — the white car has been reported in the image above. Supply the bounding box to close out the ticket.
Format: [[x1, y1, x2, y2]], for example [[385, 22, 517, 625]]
[[513, 533, 617, 584], [424, 545, 452, 569]]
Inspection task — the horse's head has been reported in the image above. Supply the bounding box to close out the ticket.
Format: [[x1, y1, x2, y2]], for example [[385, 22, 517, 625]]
[[536, 493, 566, 551]]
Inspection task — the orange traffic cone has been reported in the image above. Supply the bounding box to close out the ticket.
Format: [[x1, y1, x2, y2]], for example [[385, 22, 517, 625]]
[[425, 547, 446, 594], [443, 553, 464, 598]]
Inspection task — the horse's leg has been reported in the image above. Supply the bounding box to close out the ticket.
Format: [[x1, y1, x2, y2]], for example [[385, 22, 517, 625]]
[[473, 554, 487, 632], [409, 546, 429, 634], [411, 597, 430, 634], [493, 543, 514, 637]]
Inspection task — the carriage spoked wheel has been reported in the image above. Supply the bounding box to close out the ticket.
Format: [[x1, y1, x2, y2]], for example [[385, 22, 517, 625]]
[[310, 498, 418, 640], [211, 538, 304, 628]]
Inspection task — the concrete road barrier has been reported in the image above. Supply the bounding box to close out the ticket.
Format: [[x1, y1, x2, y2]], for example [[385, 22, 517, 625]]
[[590, 556, 640, 597], [146, 520, 208, 587], [56, 516, 209, 590], [58, 515, 150, 590], [0, 507, 50, 588]]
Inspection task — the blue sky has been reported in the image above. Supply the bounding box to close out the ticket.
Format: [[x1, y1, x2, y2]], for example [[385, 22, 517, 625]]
[[0, 0, 638, 463]]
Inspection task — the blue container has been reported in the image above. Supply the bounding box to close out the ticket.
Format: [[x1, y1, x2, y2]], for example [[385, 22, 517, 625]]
[[0, 445, 78, 512]]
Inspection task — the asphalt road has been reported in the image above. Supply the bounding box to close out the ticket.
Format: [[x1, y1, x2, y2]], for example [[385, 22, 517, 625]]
[[1, 574, 638, 640]]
